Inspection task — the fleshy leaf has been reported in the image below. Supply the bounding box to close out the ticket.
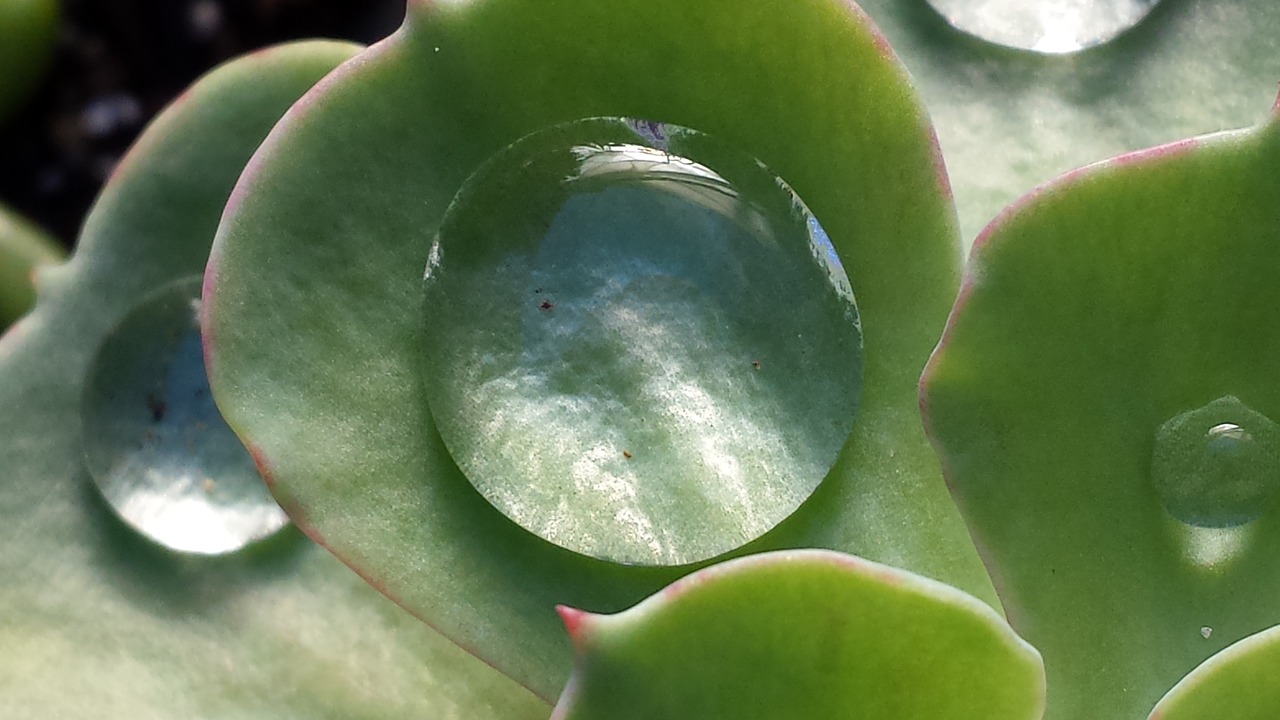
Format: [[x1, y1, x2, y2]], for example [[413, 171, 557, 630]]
[[853, 0, 1280, 244], [922, 111, 1280, 720], [204, 0, 993, 701], [552, 550, 1044, 720], [1148, 624, 1280, 720], [0, 0, 59, 119], [0, 202, 62, 328], [0, 41, 546, 718]]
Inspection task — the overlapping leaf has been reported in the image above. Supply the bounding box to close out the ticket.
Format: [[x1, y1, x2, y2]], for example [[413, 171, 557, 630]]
[[0, 41, 546, 719], [923, 112, 1280, 720], [0, 203, 61, 328], [203, 0, 991, 701], [552, 550, 1044, 720], [1149, 624, 1280, 720]]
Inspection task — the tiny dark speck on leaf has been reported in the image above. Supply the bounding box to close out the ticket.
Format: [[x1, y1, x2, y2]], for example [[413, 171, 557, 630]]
[[146, 394, 167, 422], [540, 300, 555, 311], [752, 360, 761, 369], [623, 450, 633, 459]]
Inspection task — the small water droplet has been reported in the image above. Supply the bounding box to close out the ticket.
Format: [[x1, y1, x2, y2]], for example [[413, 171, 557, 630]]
[[926, 0, 1161, 54], [1151, 395, 1280, 529], [81, 277, 289, 554], [421, 118, 862, 565], [1200, 626, 1213, 639]]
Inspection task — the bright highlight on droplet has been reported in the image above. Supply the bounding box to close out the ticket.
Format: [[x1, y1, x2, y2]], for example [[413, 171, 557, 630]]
[[926, 0, 1161, 54], [421, 118, 862, 566], [1151, 395, 1280, 530], [81, 277, 289, 554]]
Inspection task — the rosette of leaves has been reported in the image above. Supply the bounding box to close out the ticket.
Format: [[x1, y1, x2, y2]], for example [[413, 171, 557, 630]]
[[4, 0, 1280, 716]]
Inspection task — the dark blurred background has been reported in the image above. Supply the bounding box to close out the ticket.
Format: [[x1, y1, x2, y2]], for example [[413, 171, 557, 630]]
[[0, 0, 405, 249]]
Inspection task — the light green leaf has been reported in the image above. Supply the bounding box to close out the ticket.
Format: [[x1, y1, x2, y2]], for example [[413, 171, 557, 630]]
[[855, 0, 1280, 244], [0, 41, 546, 719], [0, 202, 61, 328], [922, 112, 1280, 720], [553, 550, 1044, 720], [204, 0, 994, 701], [1148, 624, 1280, 720]]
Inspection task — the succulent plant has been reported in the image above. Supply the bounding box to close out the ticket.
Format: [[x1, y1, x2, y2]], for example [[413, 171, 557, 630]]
[[2, 0, 1278, 718]]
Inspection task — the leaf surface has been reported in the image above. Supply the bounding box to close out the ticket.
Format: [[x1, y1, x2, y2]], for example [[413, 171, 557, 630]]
[[922, 113, 1280, 720], [854, 0, 1280, 243], [1148, 624, 1280, 720], [552, 550, 1044, 720], [0, 41, 546, 720], [204, 0, 993, 701]]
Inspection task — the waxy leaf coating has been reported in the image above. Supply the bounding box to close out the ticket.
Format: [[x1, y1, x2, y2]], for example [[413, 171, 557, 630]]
[[1148, 624, 1280, 720], [552, 549, 1044, 720], [922, 110, 1280, 720], [204, 0, 993, 700], [0, 41, 545, 719]]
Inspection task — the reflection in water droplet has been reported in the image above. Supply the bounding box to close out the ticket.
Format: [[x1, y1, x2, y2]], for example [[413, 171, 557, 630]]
[[422, 118, 862, 565], [1175, 523, 1253, 571], [81, 277, 289, 554], [1200, 626, 1213, 639], [1151, 395, 1280, 529], [926, 0, 1160, 54]]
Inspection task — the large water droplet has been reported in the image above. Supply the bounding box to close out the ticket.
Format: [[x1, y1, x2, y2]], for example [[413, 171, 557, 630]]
[[1151, 395, 1280, 529], [81, 277, 289, 554], [422, 118, 862, 565], [926, 0, 1160, 54]]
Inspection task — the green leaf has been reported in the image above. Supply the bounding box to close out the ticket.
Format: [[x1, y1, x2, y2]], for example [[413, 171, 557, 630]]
[[0, 41, 546, 719], [0, 202, 62, 328], [0, 0, 59, 120], [203, 0, 995, 701], [854, 0, 1280, 244], [921, 112, 1280, 720], [552, 550, 1044, 720], [1148, 624, 1280, 720]]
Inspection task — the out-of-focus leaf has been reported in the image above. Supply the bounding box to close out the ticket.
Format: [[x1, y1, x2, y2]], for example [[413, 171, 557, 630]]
[[0, 41, 547, 720]]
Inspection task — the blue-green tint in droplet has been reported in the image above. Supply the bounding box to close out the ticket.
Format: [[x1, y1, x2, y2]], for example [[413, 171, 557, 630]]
[[421, 118, 862, 566], [81, 277, 289, 554], [1151, 395, 1280, 529], [925, 0, 1161, 53]]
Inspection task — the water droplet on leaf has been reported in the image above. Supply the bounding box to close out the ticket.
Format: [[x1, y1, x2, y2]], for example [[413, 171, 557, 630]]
[[81, 277, 289, 554], [926, 0, 1160, 54], [1151, 395, 1280, 529], [421, 118, 862, 565]]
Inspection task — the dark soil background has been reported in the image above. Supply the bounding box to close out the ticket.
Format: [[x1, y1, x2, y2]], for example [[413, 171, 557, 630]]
[[0, 0, 406, 250]]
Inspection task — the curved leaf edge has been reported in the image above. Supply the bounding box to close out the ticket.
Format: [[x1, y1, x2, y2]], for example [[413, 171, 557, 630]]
[[204, 0, 984, 700], [1148, 623, 1280, 720], [917, 102, 1280, 628], [550, 548, 1045, 720]]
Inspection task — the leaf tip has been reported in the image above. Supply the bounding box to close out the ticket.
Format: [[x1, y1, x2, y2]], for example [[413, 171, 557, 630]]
[[557, 605, 597, 650]]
